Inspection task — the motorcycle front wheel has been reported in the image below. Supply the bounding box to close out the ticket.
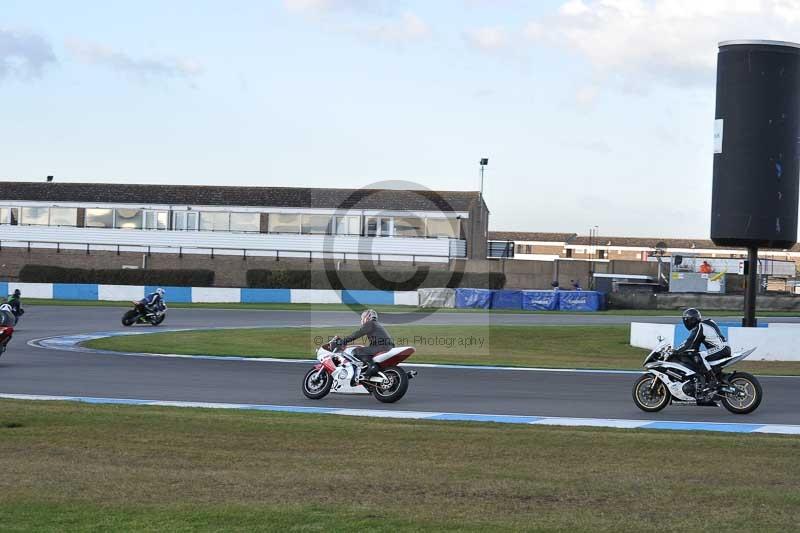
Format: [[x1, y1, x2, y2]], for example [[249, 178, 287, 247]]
[[372, 366, 409, 403], [721, 372, 762, 414], [632, 374, 671, 412], [121, 310, 138, 327], [302, 367, 332, 400], [151, 314, 166, 326]]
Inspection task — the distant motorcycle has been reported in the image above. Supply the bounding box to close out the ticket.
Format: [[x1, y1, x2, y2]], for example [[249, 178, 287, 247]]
[[0, 326, 12, 358], [121, 300, 167, 327], [302, 340, 417, 403], [632, 339, 762, 414]]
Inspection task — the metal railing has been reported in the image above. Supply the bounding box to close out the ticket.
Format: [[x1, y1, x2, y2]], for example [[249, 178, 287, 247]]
[[0, 238, 465, 264]]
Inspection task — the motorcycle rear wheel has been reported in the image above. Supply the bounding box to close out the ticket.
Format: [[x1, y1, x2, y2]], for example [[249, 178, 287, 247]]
[[302, 368, 332, 400], [372, 366, 409, 403], [121, 310, 138, 327], [632, 374, 671, 412], [720, 372, 762, 414]]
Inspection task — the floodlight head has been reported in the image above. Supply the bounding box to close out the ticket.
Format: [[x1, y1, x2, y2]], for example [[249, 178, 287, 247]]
[[480, 158, 488, 166], [46, 175, 53, 182]]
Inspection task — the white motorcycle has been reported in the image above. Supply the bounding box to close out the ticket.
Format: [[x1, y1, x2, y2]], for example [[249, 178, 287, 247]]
[[302, 340, 417, 403], [632, 339, 762, 414]]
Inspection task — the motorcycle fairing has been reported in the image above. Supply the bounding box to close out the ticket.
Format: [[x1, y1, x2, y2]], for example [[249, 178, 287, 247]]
[[647, 369, 696, 401]]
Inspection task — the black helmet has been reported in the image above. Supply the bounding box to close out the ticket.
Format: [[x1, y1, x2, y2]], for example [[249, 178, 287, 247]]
[[682, 308, 702, 330], [13, 289, 20, 296]]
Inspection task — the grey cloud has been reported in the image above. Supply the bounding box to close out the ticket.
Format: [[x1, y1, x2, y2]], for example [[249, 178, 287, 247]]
[[66, 39, 203, 81], [0, 28, 57, 81]]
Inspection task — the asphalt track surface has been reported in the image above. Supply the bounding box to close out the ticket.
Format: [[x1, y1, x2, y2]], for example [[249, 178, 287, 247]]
[[2, 306, 800, 425]]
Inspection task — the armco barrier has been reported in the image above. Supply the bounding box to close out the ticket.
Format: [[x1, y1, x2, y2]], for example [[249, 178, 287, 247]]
[[451, 289, 605, 311], [0, 282, 416, 306], [558, 291, 605, 312], [491, 290, 523, 310], [418, 288, 455, 308], [455, 288, 492, 309], [522, 290, 558, 311]]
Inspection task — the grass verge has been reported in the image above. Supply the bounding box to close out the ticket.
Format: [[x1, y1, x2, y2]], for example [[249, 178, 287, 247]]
[[0, 399, 799, 532], [23, 298, 800, 316], [83, 324, 800, 375]]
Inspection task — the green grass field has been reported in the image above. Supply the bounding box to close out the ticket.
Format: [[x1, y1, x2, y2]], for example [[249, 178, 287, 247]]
[[84, 324, 800, 375], [0, 399, 798, 532]]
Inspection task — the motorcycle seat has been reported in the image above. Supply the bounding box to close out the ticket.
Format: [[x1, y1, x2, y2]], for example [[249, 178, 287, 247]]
[[373, 346, 415, 364]]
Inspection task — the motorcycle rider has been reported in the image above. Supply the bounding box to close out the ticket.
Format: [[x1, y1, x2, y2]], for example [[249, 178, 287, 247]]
[[673, 308, 731, 395], [333, 309, 394, 379], [0, 303, 14, 327], [141, 288, 166, 315], [7, 289, 23, 320]]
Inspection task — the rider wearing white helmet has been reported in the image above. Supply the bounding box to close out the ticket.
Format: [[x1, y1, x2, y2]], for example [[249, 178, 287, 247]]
[[334, 309, 395, 378], [142, 288, 166, 313]]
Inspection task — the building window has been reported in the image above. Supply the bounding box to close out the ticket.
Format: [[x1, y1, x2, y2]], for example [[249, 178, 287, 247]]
[[394, 217, 425, 238], [199, 212, 230, 232], [115, 208, 144, 229], [426, 218, 459, 238], [366, 216, 392, 237], [20, 207, 50, 225], [566, 248, 573, 258], [335, 216, 361, 235], [301, 214, 332, 234], [49, 207, 78, 227], [516, 244, 524, 254], [268, 213, 301, 233], [230, 212, 260, 232], [0, 207, 19, 225], [598, 249, 607, 259], [145, 211, 169, 230], [85, 208, 114, 228], [173, 211, 199, 231]]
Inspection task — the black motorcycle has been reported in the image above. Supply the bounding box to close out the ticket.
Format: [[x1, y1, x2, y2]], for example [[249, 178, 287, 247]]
[[121, 300, 167, 327]]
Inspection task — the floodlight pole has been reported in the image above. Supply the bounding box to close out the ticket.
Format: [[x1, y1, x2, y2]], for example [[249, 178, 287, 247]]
[[743, 246, 759, 327]]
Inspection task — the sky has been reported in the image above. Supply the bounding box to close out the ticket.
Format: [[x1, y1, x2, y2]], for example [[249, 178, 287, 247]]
[[2, 0, 800, 238]]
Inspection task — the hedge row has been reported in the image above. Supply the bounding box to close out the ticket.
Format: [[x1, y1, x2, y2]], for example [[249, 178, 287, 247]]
[[246, 269, 506, 291], [18, 265, 215, 287]]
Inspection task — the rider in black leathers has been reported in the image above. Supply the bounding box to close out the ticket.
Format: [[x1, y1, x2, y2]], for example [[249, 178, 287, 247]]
[[673, 308, 731, 394], [333, 309, 394, 378]]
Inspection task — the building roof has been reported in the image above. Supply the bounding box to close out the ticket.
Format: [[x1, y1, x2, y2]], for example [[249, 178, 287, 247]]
[[488, 231, 577, 243], [569, 235, 724, 249], [0, 181, 481, 213]]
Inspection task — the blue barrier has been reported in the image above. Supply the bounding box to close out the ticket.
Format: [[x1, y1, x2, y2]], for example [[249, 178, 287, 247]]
[[240, 288, 292, 303], [522, 290, 558, 311], [53, 283, 99, 301], [145, 285, 192, 303], [0, 282, 7, 299], [455, 288, 492, 309], [342, 290, 395, 305], [558, 291, 604, 312], [491, 290, 523, 310]]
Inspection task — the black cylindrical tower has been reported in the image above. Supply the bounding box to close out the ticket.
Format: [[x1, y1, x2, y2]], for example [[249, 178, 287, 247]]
[[711, 40, 800, 249]]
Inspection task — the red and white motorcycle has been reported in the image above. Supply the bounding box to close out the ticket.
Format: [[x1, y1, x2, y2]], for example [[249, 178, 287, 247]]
[[302, 340, 417, 403]]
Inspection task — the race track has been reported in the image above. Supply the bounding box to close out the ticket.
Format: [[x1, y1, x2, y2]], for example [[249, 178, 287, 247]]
[[2, 305, 800, 426]]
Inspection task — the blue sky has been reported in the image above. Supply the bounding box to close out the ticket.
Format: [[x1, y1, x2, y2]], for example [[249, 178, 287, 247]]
[[3, 0, 800, 237]]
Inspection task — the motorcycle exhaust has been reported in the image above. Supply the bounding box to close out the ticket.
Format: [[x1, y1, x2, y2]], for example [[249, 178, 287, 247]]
[[406, 370, 418, 380]]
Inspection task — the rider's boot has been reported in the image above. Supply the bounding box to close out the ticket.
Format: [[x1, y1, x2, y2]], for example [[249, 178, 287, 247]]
[[363, 360, 380, 379]]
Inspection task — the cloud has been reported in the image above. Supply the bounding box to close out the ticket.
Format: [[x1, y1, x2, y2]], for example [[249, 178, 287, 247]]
[[465, 26, 510, 51], [66, 39, 203, 81], [527, 0, 800, 90], [283, 0, 387, 15], [0, 28, 57, 81], [360, 12, 431, 43]]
